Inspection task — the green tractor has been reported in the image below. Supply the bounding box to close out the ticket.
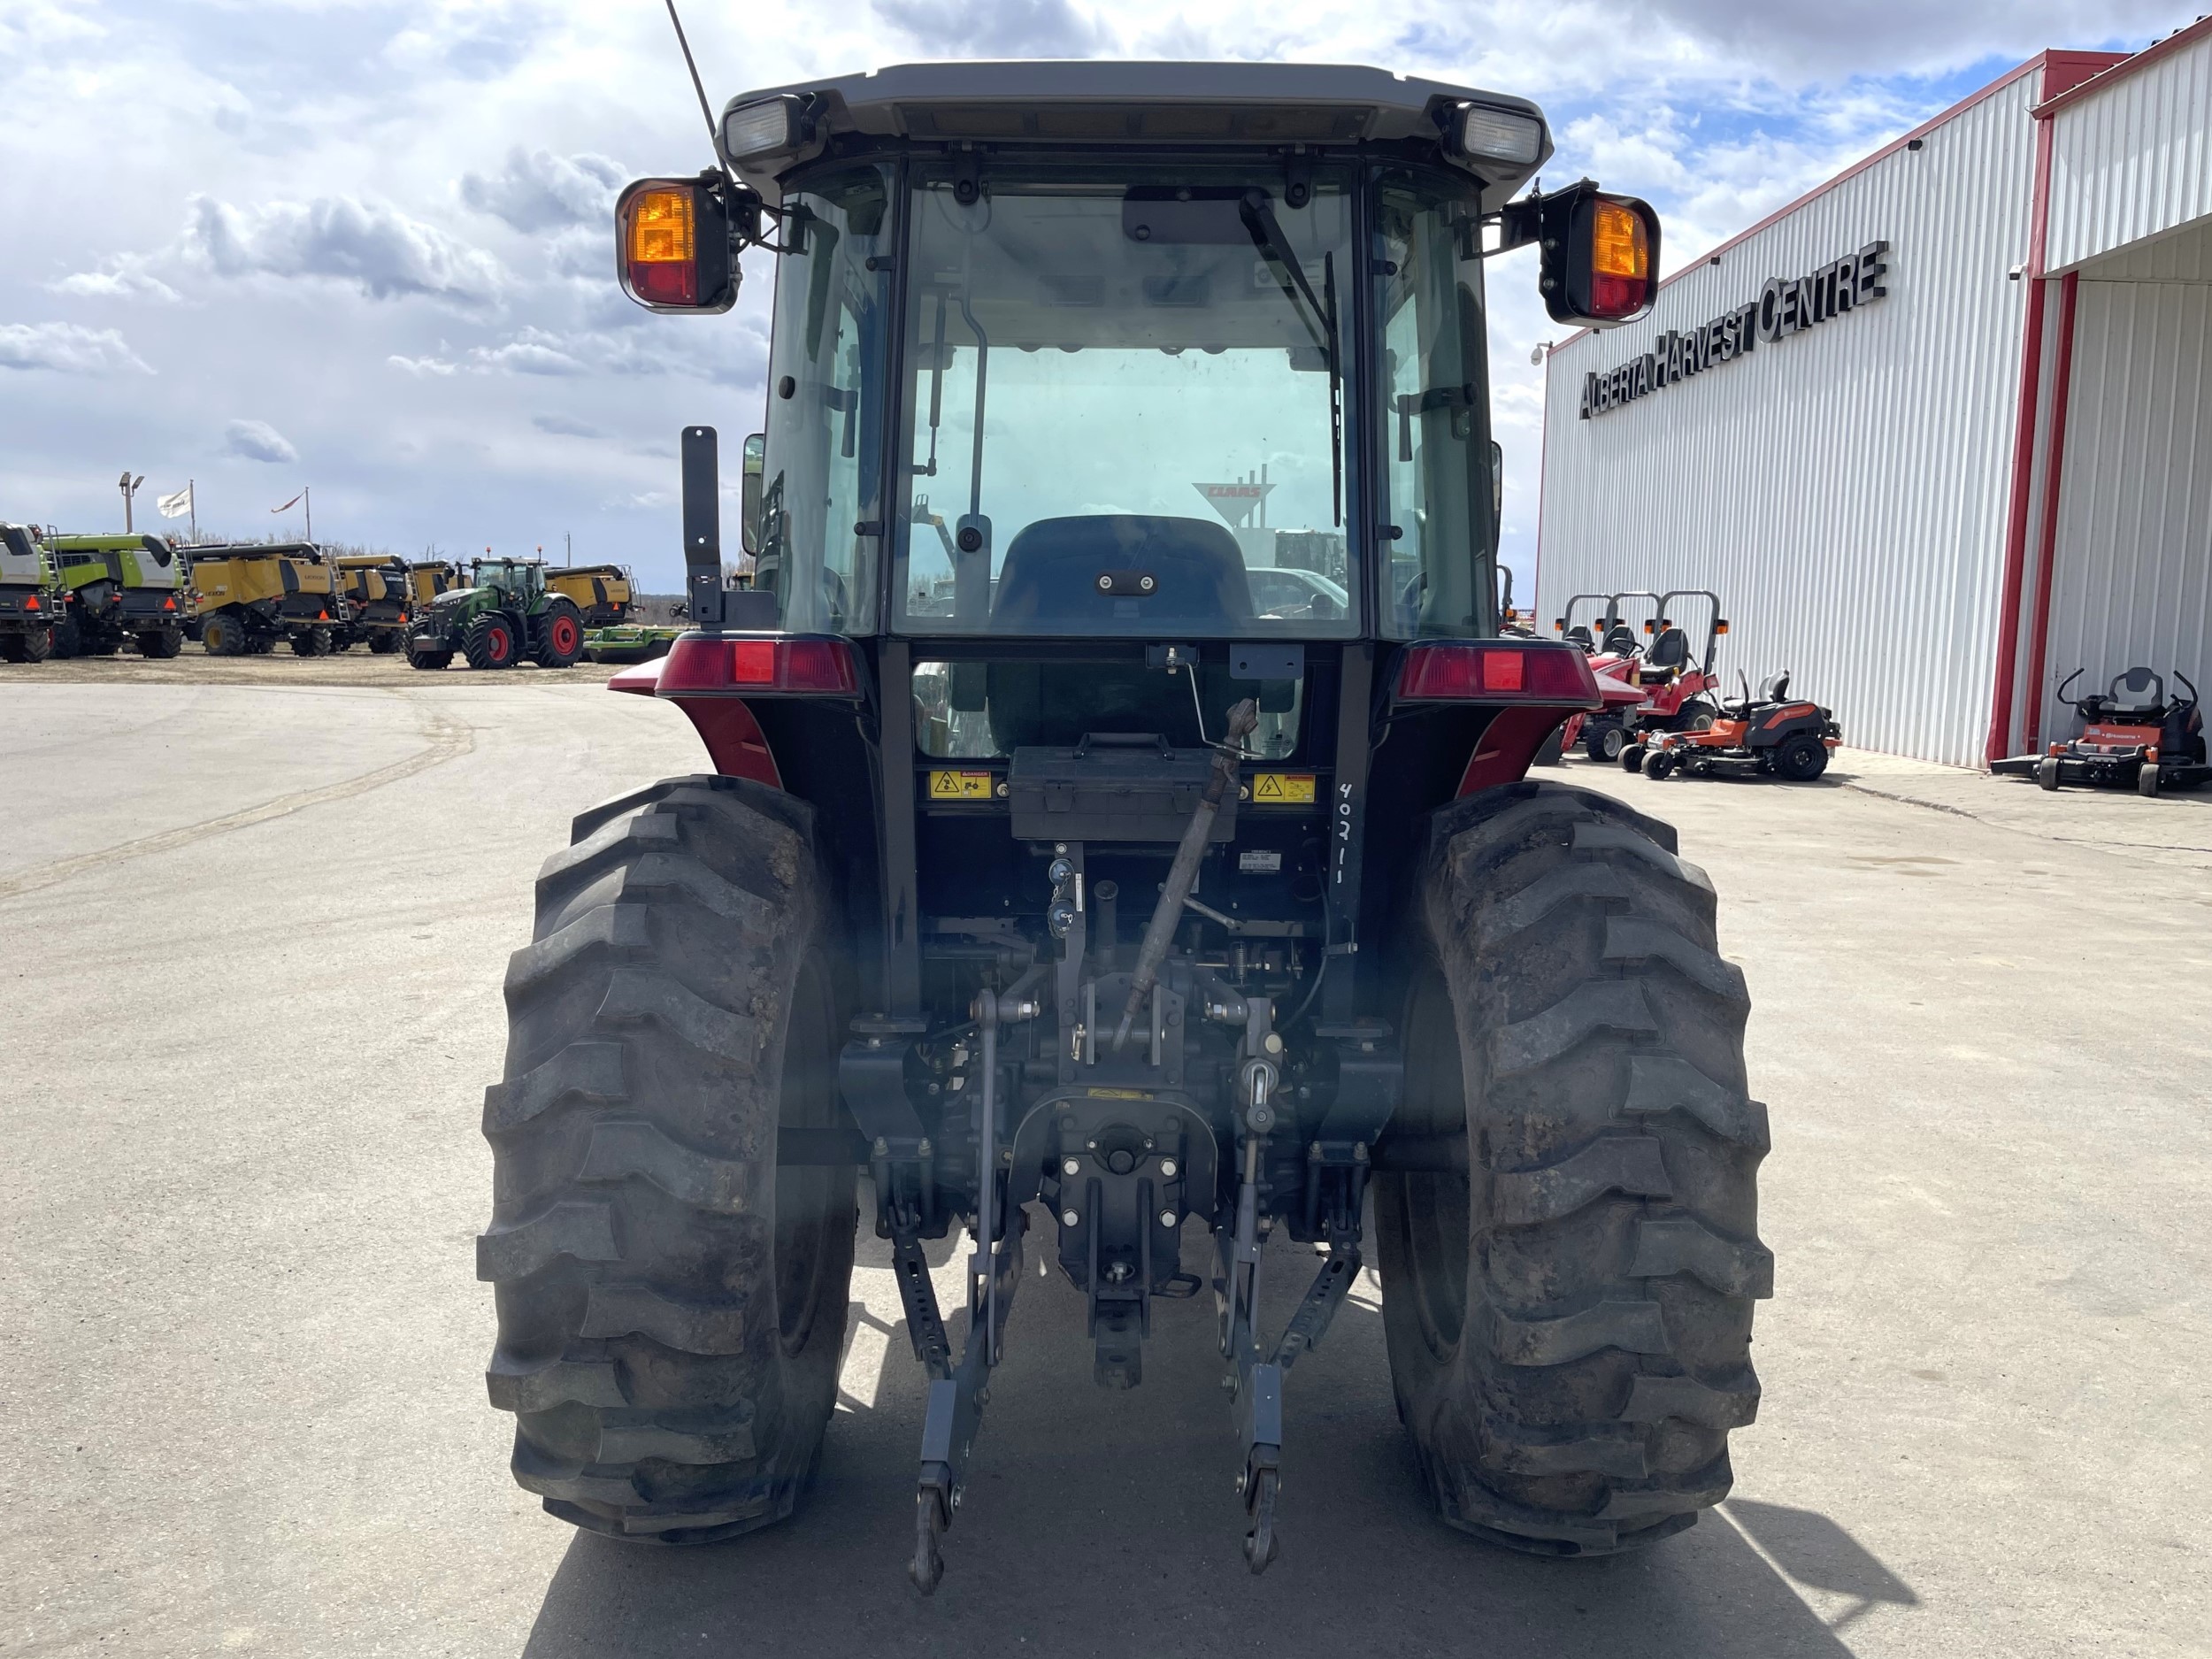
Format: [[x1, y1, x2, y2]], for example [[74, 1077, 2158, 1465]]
[[406, 557, 586, 671], [45, 533, 190, 657], [0, 522, 64, 662]]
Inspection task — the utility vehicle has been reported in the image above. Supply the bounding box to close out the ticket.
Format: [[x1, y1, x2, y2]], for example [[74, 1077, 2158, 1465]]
[[1993, 667, 2208, 796], [408, 557, 586, 670], [476, 60, 1768, 1592]]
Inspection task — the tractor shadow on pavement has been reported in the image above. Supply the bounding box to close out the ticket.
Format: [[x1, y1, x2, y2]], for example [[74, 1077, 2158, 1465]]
[[520, 1224, 1909, 1658]]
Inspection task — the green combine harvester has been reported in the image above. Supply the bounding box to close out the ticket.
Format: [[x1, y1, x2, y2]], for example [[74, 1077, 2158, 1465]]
[[44, 534, 190, 657], [0, 522, 64, 662]]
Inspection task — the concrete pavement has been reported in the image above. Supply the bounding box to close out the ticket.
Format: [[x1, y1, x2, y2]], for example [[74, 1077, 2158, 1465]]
[[3, 680, 2206, 1657]]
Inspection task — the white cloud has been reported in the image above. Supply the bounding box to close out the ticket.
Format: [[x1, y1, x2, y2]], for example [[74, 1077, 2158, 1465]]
[[224, 419, 298, 464], [0, 321, 152, 375], [460, 149, 626, 233], [183, 194, 503, 305], [389, 353, 459, 376], [48, 261, 182, 303]]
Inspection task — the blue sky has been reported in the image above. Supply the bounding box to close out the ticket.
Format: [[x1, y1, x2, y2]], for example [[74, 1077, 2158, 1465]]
[[0, 0, 2180, 589]]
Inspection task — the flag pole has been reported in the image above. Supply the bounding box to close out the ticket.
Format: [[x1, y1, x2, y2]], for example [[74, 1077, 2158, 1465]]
[[189, 480, 196, 543], [305, 487, 311, 541]]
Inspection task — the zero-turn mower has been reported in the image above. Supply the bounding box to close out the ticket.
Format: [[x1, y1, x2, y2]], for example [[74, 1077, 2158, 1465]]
[[1992, 667, 2208, 797], [1562, 590, 1728, 763], [1627, 671, 1839, 781]]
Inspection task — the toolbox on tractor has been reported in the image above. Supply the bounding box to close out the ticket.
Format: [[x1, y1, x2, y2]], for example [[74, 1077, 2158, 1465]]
[[472, 55, 1771, 1598], [1993, 667, 2208, 796]]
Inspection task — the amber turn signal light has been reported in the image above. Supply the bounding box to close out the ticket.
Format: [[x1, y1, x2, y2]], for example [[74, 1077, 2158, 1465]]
[[616, 179, 738, 314], [626, 187, 698, 306]]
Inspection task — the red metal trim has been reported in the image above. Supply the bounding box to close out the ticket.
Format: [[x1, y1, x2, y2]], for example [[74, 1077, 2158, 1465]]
[[1984, 109, 2059, 765], [604, 652, 783, 787], [2034, 18, 2212, 117], [1456, 705, 1575, 795], [2023, 270, 2081, 749], [672, 697, 783, 787]]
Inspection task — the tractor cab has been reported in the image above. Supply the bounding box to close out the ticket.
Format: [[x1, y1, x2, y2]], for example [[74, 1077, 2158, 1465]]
[[466, 557, 546, 601]]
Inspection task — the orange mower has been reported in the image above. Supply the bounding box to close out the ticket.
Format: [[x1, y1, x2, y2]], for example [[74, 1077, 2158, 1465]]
[[1626, 670, 1840, 781], [1992, 668, 2208, 797]]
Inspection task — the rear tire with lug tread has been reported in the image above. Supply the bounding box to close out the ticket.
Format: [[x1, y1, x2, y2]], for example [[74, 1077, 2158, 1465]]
[[534, 598, 586, 668], [201, 612, 247, 657], [135, 626, 184, 658], [480, 774, 858, 1544], [1772, 733, 1827, 782], [1378, 782, 1769, 1556], [465, 611, 518, 671]]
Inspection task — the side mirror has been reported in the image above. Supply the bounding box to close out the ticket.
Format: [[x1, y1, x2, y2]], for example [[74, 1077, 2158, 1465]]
[[741, 433, 764, 557], [617, 176, 741, 314], [1503, 180, 1662, 328]]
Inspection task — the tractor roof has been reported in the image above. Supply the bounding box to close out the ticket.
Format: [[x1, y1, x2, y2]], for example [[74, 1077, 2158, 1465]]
[[722, 60, 1549, 209]]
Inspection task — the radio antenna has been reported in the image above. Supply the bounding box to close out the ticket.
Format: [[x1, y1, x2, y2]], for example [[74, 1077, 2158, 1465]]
[[662, 0, 725, 170]]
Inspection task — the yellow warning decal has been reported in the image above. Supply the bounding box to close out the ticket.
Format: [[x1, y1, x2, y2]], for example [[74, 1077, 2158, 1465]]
[[928, 770, 995, 800], [1250, 772, 1317, 803]]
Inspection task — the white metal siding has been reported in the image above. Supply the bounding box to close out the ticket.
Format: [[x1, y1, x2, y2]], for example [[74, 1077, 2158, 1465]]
[[1536, 75, 2041, 766], [2047, 27, 2212, 273], [2039, 237, 2212, 720]]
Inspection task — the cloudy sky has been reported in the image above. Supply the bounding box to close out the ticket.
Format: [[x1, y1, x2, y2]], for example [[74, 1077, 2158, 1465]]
[[0, 0, 2181, 591]]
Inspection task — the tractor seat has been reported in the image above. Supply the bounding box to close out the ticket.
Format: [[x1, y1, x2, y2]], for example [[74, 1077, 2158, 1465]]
[[985, 514, 1252, 753], [990, 514, 1253, 628], [1600, 624, 1639, 656], [1742, 671, 1791, 716], [1563, 625, 1594, 650], [2106, 666, 2164, 716], [1639, 625, 1689, 685]]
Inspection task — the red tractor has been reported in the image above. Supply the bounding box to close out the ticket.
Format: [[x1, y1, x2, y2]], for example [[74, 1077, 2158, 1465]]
[[1558, 591, 1728, 763]]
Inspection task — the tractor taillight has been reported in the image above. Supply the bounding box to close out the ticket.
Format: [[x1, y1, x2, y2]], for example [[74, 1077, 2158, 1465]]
[[1396, 641, 1601, 707], [657, 633, 860, 698], [626, 187, 697, 305]]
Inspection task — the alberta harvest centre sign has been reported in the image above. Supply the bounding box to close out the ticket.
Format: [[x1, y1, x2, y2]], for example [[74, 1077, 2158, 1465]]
[[1578, 240, 1893, 419]]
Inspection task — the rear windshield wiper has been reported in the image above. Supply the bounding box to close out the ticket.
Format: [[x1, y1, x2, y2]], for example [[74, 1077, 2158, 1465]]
[[1239, 190, 1341, 526]]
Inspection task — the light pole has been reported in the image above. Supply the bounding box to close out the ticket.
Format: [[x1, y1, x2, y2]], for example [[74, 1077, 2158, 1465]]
[[119, 472, 145, 532]]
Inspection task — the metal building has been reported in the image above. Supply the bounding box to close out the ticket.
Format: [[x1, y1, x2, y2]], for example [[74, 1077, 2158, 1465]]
[[1534, 27, 2212, 768]]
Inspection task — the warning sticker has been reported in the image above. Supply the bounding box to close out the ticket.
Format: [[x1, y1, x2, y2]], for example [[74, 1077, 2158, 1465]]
[[928, 770, 995, 800], [1250, 772, 1317, 803]]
